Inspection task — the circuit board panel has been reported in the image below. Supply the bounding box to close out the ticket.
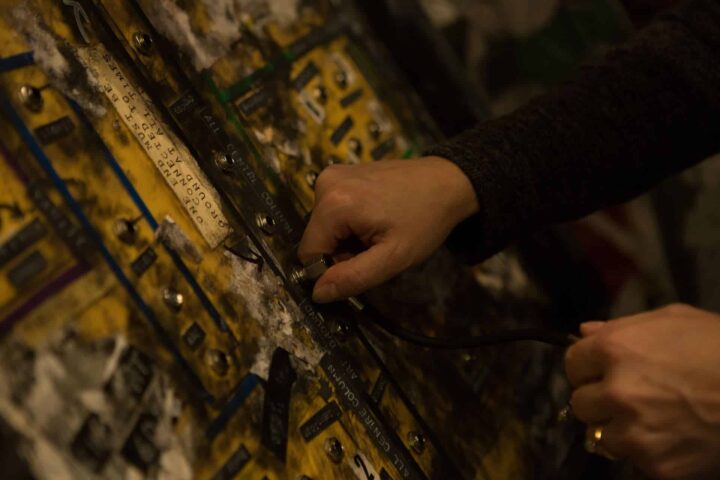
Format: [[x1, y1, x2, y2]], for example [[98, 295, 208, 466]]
[[0, 1, 568, 479]]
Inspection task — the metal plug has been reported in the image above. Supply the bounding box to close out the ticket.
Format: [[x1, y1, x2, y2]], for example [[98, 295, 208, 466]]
[[290, 254, 333, 285]]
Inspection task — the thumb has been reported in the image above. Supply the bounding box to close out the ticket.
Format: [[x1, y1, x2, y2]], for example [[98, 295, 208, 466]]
[[312, 242, 398, 303]]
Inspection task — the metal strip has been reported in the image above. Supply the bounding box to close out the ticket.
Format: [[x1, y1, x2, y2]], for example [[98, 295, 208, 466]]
[[68, 100, 230, 333], [320, 354, 427, 480], [1, 96, 214, 403]]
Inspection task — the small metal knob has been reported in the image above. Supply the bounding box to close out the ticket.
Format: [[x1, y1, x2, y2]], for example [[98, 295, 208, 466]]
[[348, 137, 363, 156], [214, 151, 235, 172], [290, 254, 333, 284], [407, 431, 426, 454], [133, 32, 154, 55], [367, 121, 381, 139], [324, 437, 344, 463], [256, 213, 276, 235], [19, 85, 43, 112], [207, 349, 229, 376], [305, 170, 319, 188], [113, 217, 139, 244], [162, 287, 184, 312]]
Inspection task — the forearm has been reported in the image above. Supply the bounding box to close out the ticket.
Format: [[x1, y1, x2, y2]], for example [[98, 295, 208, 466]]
[[430, 0, 720, 261]]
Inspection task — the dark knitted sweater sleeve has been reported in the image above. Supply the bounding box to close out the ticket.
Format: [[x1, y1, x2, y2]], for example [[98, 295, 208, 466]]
[[427, 0, 720, 262]]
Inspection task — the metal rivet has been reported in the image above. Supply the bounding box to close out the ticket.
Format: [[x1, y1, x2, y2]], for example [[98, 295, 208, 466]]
[[407, 431, 426, 454], [313, 85, 327, 104], [368, 121, 381, 139], [207, 349, 229, 376], [214, 151, 235, 172], [112, 218, 138, 244], [334, 319, 352, 341], [334, 71, 347, 88], [133, 32, 154, 55], [305, 171, 318, 188], [324, 437, 344, 463], [348, 137, 363, 156], [256, 213, 276, 235], [326, 155, 341, 166], [162, 287, 184, 312], [18, 85, 43, 112]]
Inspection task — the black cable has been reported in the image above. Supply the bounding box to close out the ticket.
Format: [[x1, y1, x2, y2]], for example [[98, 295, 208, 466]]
[[359, 305, 575, 348]]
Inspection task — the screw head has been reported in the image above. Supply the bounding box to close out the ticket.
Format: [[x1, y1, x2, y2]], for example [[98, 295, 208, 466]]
[[334, 70, 348, 89], [207, 349, 229, 376], [407, 431, 426, 454], [305, 170, 318, 188], [133, 32, 154, 55], [334, 319, 352, 341], [256, 213, 276, 235], [112, 218, 138, 244], [367, 121, 381, 139], [313, 85, 327, 104], [348, 137, 363, 156], [326, 155, 342, 166], [324, 437, 344, 463], [162, 287, 184, 311], [214, 151, 235, 172], [19, 85, 43, 112]]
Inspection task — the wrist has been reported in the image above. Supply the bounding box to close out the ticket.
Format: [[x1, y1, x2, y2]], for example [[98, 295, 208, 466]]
[[424, 156, 479, 223]]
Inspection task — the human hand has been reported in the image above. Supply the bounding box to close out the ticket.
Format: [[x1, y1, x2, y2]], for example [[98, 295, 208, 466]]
[[298, 156, 478, 303], [565, 304, 720, 479]]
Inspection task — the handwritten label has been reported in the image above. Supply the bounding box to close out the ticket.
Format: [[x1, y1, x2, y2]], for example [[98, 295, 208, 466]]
[[78, 47, 231, 247]]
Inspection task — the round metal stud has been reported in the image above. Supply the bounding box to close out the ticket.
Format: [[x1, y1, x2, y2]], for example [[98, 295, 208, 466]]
[[334, 319, 352, 341], [313, 85, 327, 104], [326, 155, 342, 166], [407, 431, 426, 454], [367, 121, 381, 140], [324, 437, 344, 464], [256, 213, 276, 235], [305, 170, 318, 188], [162, 287, 184, 312], [348, 137, 363, 156], [112, 218, 138, 244], [333, 70, 347, 89], [18, 85, 43, 112], [214, 151, 235, 172], [133, 32, 154, 55], [207, 349, 229, 376]]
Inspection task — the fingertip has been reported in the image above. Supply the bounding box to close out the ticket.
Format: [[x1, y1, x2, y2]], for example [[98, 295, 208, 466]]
[[312, 281, 339, 303], [580, 321, 606, 337]]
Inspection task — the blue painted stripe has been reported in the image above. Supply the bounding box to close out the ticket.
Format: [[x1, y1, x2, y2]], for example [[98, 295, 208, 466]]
[[206, 373, 260, 439], [0, 96, 214, 404], [67, 100, 230, 334], [0, 51, 34, 74]]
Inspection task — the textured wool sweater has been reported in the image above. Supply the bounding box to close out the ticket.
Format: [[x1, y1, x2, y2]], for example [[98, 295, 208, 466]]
[[429, 0, 720, 262]]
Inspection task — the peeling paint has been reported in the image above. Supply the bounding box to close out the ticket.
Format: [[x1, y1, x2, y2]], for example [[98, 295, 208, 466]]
[[225, 252, 320, 379]]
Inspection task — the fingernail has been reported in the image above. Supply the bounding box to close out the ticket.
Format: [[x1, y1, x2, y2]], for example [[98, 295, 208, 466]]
[[313, 282, 339, 303]]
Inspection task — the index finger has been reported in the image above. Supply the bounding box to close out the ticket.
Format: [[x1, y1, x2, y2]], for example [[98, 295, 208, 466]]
[[564, 335, 606, 387], [297, 206, 349, 263]]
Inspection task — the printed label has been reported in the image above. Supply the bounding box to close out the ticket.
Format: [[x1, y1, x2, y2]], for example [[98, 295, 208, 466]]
[[78, 47, 231, 248]]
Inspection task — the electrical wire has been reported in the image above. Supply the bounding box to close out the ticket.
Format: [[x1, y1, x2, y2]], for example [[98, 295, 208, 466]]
[[359, 304, 576, 348]]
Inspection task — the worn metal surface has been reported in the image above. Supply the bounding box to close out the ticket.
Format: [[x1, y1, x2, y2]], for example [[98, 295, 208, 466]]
[[0, 1, 571, 478]]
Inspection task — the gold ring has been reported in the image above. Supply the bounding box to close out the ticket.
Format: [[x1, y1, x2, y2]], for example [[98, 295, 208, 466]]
[[584, 426, 604, 454]]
